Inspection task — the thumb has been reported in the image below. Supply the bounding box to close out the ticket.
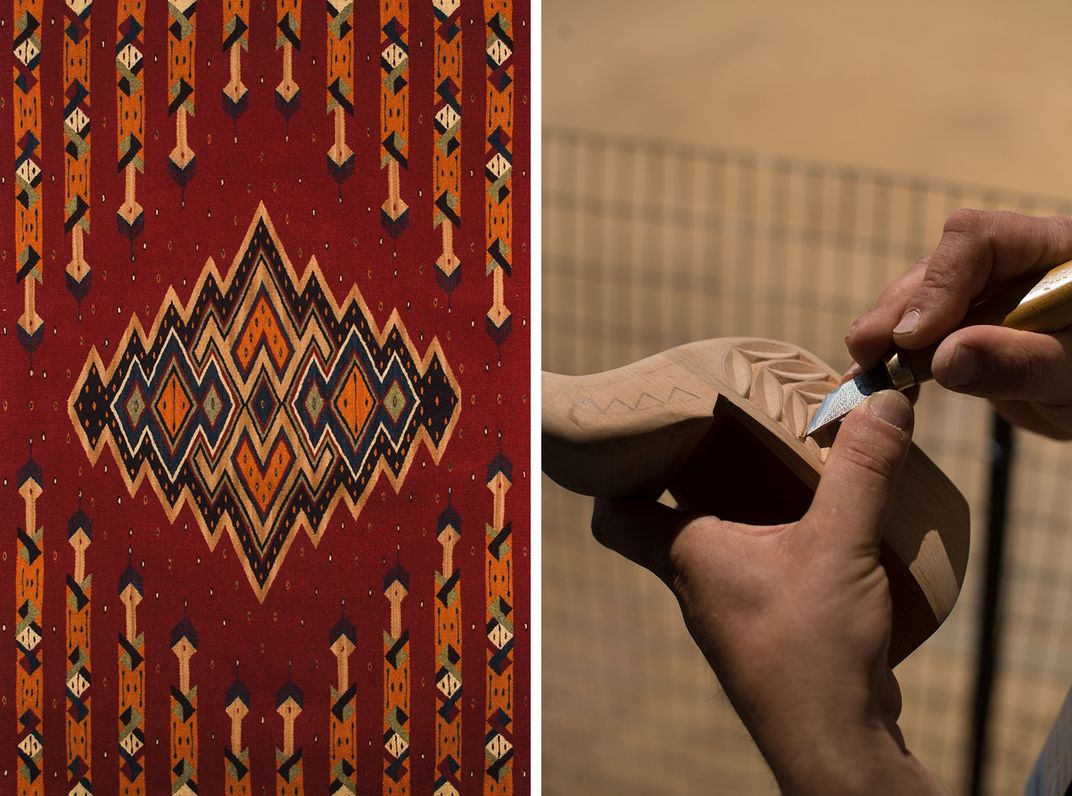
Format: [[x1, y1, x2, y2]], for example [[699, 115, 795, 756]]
[[806, 390, 914, 550]]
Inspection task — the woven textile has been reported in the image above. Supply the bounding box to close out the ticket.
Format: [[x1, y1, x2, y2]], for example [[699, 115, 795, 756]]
[[0, 1, 529, 793]]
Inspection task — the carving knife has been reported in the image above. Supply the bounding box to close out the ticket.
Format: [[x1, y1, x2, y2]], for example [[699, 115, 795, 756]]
[[805, 258, 1072, 444]]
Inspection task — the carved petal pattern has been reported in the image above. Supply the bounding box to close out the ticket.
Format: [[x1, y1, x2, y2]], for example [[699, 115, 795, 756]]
[[786, 390, 812, 438], [736, 340, 800, 362], [724, 349, 753, 397], [751, 366, 785, 421], [765, 360, 831, 383], [794, 381, 835, 403], [724, 342, 838, 451]]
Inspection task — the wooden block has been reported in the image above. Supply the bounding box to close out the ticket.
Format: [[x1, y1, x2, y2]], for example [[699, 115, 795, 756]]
[[543, 337, 970, 664], [1027, 684, 1072, 796]]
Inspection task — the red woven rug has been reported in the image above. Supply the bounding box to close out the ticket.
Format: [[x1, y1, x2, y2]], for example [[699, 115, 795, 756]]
[[0, 1, 529, 793]]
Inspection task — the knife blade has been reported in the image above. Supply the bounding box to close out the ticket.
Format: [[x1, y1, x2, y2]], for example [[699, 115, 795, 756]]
[[805, 258, 1072, 444]]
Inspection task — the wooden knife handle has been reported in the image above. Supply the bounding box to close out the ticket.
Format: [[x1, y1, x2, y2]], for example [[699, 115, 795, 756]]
[[890, 258, 1072, 386]]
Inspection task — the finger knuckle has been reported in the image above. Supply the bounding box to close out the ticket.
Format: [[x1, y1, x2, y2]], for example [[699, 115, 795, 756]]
[[1014, 342, 1047, 396], [838, 429, 898, 482], [920, 261, 960, 295]]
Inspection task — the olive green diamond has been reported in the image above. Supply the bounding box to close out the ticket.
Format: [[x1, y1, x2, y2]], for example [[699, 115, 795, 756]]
[[125, 386, 146, 427], [384, 381, 408, 424], [203, 384, 224, 425]]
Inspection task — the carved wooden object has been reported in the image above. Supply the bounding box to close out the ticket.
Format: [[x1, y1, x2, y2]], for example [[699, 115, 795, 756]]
[[543, 338, 970, 664]]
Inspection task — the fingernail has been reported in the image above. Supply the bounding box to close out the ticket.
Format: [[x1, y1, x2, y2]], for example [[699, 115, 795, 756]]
[[945, 344, 979, 388], [840, 362, 863, 384], [892, 309, 920, 335], [867, 390, 912, 431]]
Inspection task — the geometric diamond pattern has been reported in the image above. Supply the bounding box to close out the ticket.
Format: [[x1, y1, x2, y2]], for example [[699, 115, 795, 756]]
[[69, 204, 461, 599]]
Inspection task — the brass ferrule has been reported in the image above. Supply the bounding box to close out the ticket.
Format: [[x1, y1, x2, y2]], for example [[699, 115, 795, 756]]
[[885, 352, 918, 392]]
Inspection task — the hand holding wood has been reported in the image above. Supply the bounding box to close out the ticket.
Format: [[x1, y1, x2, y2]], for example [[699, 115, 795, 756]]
[[543, 338, 970, 663], [590, 391, 950, 795]]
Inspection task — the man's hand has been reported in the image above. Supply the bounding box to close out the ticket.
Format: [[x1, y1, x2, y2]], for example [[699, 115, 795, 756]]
[[845, 209, 1072, 438], [592, 391, 947, 795]]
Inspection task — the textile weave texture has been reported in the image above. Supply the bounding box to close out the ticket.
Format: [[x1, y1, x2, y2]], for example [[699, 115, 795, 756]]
[[0, 1, 529, 794]]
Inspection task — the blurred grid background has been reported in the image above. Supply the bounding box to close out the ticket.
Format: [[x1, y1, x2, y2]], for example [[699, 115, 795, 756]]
[[542, 127, 1072, 794]]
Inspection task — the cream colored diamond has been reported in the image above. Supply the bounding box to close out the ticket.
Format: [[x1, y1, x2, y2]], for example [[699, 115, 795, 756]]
[[487, 39, 511, 66], [385, 731, 409, 758], [16, 158, 41, 185], [16, 623, 41, 650], [486, 733, 512, 760], [435, 105, 460, 131], [382, 42, 407, 69], [66, 0, 92, 14], [14, 38, 39, 67], [67, 670, 90, 698], [437, 670, 460, 699], [434, 784, 460, 796], [487, 153, 510, 180], [433, 0, 460, 14], [120, 732, 143, 756], [17, 733, 42, 758], [118, 43, 142, 71], [488, 621, 512, 650], [65, 106, 89, 133]]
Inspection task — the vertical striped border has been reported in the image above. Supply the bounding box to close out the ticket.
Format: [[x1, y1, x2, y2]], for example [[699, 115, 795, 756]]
[[433, 0, 463, 296], [222, 0, 251, 120], [15, 452, 44, 795], [13, 0, 44, 355], [118, 563, 145, 796], [483, 0, 514, 350], [63, 0, 91, 309], [485, 453, 514, 794], [329, 617, 358, 795], [66, 508, 92, 794], [275, 676, 304, 795], [166, 0, 196, 197], [384, 564, 410, 794], [326, 0, 355, 184], [380, 0, 410, 235], [116, 0, 145, 246], [435, 505, 463, 794], [275, 0, 301, 121], [170, 619, 198, 795], [224, 675, 252, 795]]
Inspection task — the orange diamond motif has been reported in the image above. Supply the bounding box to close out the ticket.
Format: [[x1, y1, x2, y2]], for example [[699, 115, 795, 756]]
[[234, 289, 293, 376], [233, 433, 296, 523], [334, 362, 375, 441], [154, 369, 192, 438]]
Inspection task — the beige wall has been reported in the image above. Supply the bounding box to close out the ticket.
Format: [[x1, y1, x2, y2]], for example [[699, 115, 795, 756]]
[[545, 0, 1072, 198]]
